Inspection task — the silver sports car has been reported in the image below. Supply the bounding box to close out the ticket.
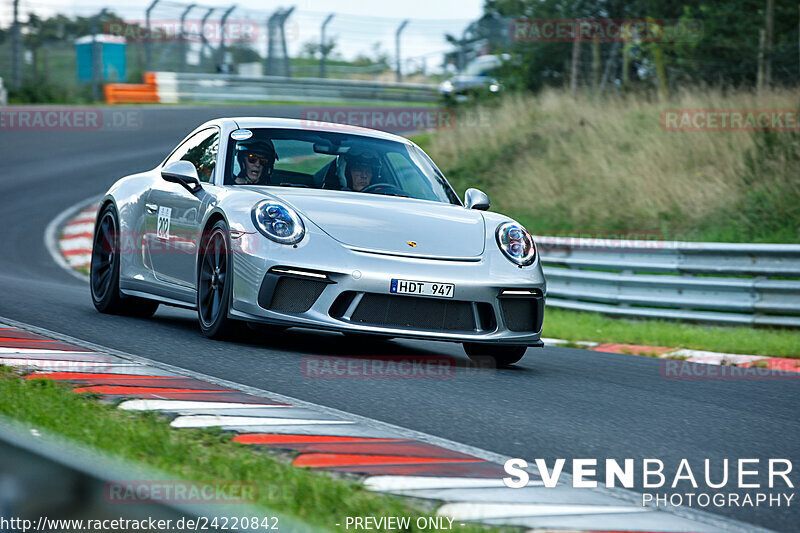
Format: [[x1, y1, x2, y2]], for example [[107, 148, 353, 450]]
[[90, 117, 545, 365]]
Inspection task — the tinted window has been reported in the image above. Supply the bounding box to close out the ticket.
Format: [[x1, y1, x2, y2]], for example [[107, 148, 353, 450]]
[[166, 128, 220, 183], [225, 128, 460, 205]]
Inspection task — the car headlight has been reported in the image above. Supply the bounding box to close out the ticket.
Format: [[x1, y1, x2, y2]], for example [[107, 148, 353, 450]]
[[496, 222, 536, 266], [252, 200, 305, 244]]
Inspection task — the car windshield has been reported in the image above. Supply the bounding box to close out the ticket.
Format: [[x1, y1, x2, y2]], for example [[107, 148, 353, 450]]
[[463, 58, 500, 77], [225, 128, 460, 205]]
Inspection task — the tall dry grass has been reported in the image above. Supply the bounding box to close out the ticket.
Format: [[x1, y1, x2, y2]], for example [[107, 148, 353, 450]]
[[425, 88, 800, 242]]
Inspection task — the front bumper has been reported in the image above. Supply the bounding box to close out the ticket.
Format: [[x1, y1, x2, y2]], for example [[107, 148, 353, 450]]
[[228, 228, 546, 346]]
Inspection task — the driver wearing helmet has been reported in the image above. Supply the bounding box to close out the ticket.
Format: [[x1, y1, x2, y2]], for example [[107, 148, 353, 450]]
[[234, 140, 278, 185], [343, 150, 381, 192]]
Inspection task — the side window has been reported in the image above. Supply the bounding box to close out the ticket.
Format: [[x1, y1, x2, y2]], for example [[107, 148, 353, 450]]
[[165, 128, 220, 183]]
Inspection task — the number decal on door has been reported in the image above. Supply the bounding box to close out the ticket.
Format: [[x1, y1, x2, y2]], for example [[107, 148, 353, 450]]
[[157, 206, 172, 240]]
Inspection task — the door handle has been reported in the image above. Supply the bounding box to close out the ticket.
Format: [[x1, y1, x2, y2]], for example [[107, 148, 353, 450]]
[[145, 203, 158, 214]]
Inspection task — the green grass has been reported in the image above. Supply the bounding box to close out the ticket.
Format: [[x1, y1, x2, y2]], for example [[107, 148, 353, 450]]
[[543, 307, 800, 358], [0, 366, 510, 533]]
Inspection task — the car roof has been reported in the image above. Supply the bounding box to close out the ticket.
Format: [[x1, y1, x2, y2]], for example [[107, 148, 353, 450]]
[[224, 117, 412, 144]]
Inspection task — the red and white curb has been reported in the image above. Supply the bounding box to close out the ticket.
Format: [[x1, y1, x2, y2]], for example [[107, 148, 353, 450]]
[[56, 202, 98, 271], [0, 318, 765, 533], [541, 338, 800, 373]]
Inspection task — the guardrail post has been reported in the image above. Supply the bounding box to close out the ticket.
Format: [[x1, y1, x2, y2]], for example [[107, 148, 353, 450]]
[[145, 0, 159, 72], [216, 5, 236, 73], [91, 9, 108, 102], [279, 7, 295, 77], [11, 0, 21, 90], [179, 4, 196, 73], [265, 9, 281, 76], [199, 8, 215, 70], [320, 13, 334, 78], [395, 19, 409, 82]]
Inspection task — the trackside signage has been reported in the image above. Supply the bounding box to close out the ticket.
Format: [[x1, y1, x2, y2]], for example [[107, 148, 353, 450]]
[[503, 458, 796, 509]]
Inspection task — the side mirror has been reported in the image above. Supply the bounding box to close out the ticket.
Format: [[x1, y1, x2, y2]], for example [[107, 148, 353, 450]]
[[465, 188, 490, 211], [161, 161, 202, 194]]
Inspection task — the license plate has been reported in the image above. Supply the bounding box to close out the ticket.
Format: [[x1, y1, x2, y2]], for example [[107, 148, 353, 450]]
[[390, 279, 454, 299]]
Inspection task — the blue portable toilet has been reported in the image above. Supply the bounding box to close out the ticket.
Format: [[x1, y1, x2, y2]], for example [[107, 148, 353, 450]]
[[76, 35, 127, 82]]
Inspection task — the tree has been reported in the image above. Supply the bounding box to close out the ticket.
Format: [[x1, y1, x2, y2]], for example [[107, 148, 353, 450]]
[[481, 0, 799, 91], [299, 37, 338, 60], [353, 42, 390, 69]]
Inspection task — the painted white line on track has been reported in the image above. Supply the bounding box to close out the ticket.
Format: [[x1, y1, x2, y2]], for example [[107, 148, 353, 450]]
[[65, 254, 91, 266], [664, 349, 771, 364], [365, 476, 541, 491], [67, 217, 96, 225], [119, 400, 288, 411], [61, 223, 95, 236], [170, 415, 353, 428], [0, 359, 139, 369], [0, 348, 97, 355], [438, 503, 647, 520], [58, 237, 93, 251]]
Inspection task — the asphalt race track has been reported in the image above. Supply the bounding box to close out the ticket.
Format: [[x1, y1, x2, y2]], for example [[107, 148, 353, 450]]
[[1, 105, 798, 532]]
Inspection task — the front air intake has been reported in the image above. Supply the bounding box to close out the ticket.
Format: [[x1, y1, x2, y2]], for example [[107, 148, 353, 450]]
[[350, 294, 476, 332], [499, 292, 544, 332], [258, 268, 331, 313]]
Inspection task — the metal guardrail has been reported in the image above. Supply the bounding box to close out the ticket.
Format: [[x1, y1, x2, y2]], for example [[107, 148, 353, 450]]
[[536, 236, 800, 327], [153, 72, 440, 103], [0, 416, 317, 532]]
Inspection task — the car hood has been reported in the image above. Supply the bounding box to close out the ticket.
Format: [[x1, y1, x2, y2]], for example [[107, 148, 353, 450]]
[[261, 188, 486, 259]]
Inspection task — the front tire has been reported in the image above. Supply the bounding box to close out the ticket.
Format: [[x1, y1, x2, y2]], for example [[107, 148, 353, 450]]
[[463, 343, 527, 367], [197, 220, 238, 339], [90, 204, 159, 317]]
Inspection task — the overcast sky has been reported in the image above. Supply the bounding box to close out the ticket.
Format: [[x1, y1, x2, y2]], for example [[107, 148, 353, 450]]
[[2, 0, 485, 68]]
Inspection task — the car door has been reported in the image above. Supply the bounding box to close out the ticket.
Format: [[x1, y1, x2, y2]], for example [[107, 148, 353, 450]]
[[145, 127, 220, 287]]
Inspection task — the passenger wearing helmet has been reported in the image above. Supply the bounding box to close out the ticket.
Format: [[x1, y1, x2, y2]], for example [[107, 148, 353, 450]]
[[344, 150, 381, 191], [234, 140, 278, 185]]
